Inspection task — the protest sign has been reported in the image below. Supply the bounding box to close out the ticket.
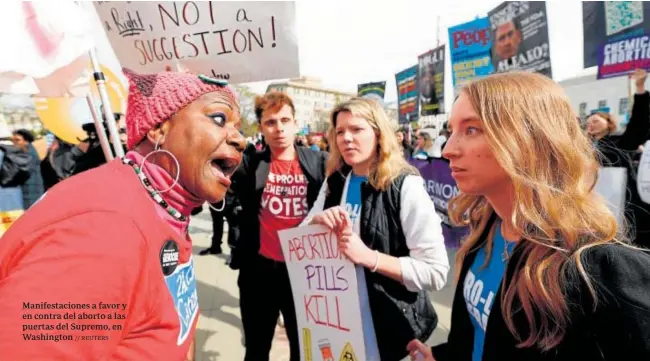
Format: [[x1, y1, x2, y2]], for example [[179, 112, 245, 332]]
[[448, 17, 494, 96], [417, 45, 445, 116], [598, 33, 650, 79], [583, 1, 650, 68], [93, 1, 299, 83], [279, 224, 365, 361], [488, 1, 552, 77], [594, 167, 627, 226], [395, 65, 419, 124], [638, 140, 650, 204], [409, 159, 468, 248], [358, 81, 386, 105]]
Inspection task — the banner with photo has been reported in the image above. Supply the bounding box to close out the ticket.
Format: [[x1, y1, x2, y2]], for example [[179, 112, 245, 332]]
[[417, 45, 445, 116], [448, 17, 494, 96], [357, 81, 386, 104], [598, 32, 650, 79], [488, 1, 552, 77], [583, 1, 650, 68], [395, 65, 419, 124]]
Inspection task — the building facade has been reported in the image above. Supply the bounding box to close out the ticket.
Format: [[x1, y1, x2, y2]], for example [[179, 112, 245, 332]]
[[0, 104, 43, 138], [558, 69, 633, 134], [266, 77, 356, 132]]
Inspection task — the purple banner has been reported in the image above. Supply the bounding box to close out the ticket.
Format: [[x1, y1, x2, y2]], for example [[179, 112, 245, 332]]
[[410, 158, 468, 248]]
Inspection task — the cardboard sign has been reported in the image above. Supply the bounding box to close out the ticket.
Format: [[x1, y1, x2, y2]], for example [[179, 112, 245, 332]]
[[278, 225, 366, 361], [93, 1, 299, 83]]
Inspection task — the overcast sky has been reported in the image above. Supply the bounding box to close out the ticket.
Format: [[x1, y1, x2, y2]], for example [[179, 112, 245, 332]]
[[246, 0, 587, 109], [2, 0, 588, 112]]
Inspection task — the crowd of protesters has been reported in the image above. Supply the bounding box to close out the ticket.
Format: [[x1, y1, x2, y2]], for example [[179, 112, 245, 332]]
[[1, 68, 650, 361]]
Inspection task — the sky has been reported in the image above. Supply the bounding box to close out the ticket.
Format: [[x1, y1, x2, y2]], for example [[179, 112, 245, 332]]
[[2, 0, 588, 113], [246, 0, 587, 110]]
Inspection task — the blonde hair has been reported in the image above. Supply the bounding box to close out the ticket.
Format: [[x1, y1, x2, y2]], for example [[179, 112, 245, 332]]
[[450, 72, 623, 350], [418, 131, 434, 150], [327, 98, 416, 190]]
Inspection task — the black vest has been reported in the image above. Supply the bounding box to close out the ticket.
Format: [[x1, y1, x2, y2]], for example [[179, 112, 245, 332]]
[[324, 168, 438, 361]]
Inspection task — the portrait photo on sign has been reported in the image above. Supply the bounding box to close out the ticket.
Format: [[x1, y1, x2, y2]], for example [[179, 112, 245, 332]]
[[417, 46, 445, 116], [488, 1, 552, 77]]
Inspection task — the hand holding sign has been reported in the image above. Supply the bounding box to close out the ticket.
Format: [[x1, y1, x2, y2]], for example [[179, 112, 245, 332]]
[[309, 206, 348, 231], [407, 339, 435, 361], [338, 213, 375, 268], [278, 224, 367, 360]]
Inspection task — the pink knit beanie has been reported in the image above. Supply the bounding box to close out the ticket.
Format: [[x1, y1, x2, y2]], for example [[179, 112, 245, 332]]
[[123, 69, 239, 150]]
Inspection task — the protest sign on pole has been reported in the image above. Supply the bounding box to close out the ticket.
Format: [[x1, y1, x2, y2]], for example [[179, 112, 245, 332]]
[[278, 224, 365, 361], [417, 45, 446, 116], [583, 1, 650, 68], [358, 81, 386, 105], [488, 1, 552, 78], [93, 1, 299, 83], [598, 33, 650, 79], [448, 17, 494, 97], [395, 65, 419, 124], [409, 159, 468, 248]]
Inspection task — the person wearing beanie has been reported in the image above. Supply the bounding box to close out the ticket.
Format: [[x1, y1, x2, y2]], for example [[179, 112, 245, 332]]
[[0, 69, 246, 360]]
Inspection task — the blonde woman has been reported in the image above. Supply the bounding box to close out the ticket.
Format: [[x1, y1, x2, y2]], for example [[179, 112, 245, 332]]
[[407, 72, 650, 361], [303, 98, 450, 361], [414, 130, 435, 159]]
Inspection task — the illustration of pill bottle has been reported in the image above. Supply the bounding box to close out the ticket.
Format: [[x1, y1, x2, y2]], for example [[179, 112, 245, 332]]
[[318, 339, 334, 361]]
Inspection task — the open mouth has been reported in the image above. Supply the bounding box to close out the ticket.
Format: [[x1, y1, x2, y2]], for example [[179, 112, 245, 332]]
[[210, 158, 239, 179]]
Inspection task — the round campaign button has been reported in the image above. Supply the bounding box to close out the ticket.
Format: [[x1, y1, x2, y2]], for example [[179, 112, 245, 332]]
[[159, 240, 180, 276]]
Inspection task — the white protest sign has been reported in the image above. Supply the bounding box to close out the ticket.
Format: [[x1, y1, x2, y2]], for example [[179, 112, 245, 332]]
[[594, 166, 627, 226], [637, 140, 650, 204], [278, 224, 366, 361], [93, 1, 299, 83]]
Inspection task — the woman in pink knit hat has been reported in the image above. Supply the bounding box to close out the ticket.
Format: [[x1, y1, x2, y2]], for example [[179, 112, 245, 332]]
[[0, 70, 246, 360]]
